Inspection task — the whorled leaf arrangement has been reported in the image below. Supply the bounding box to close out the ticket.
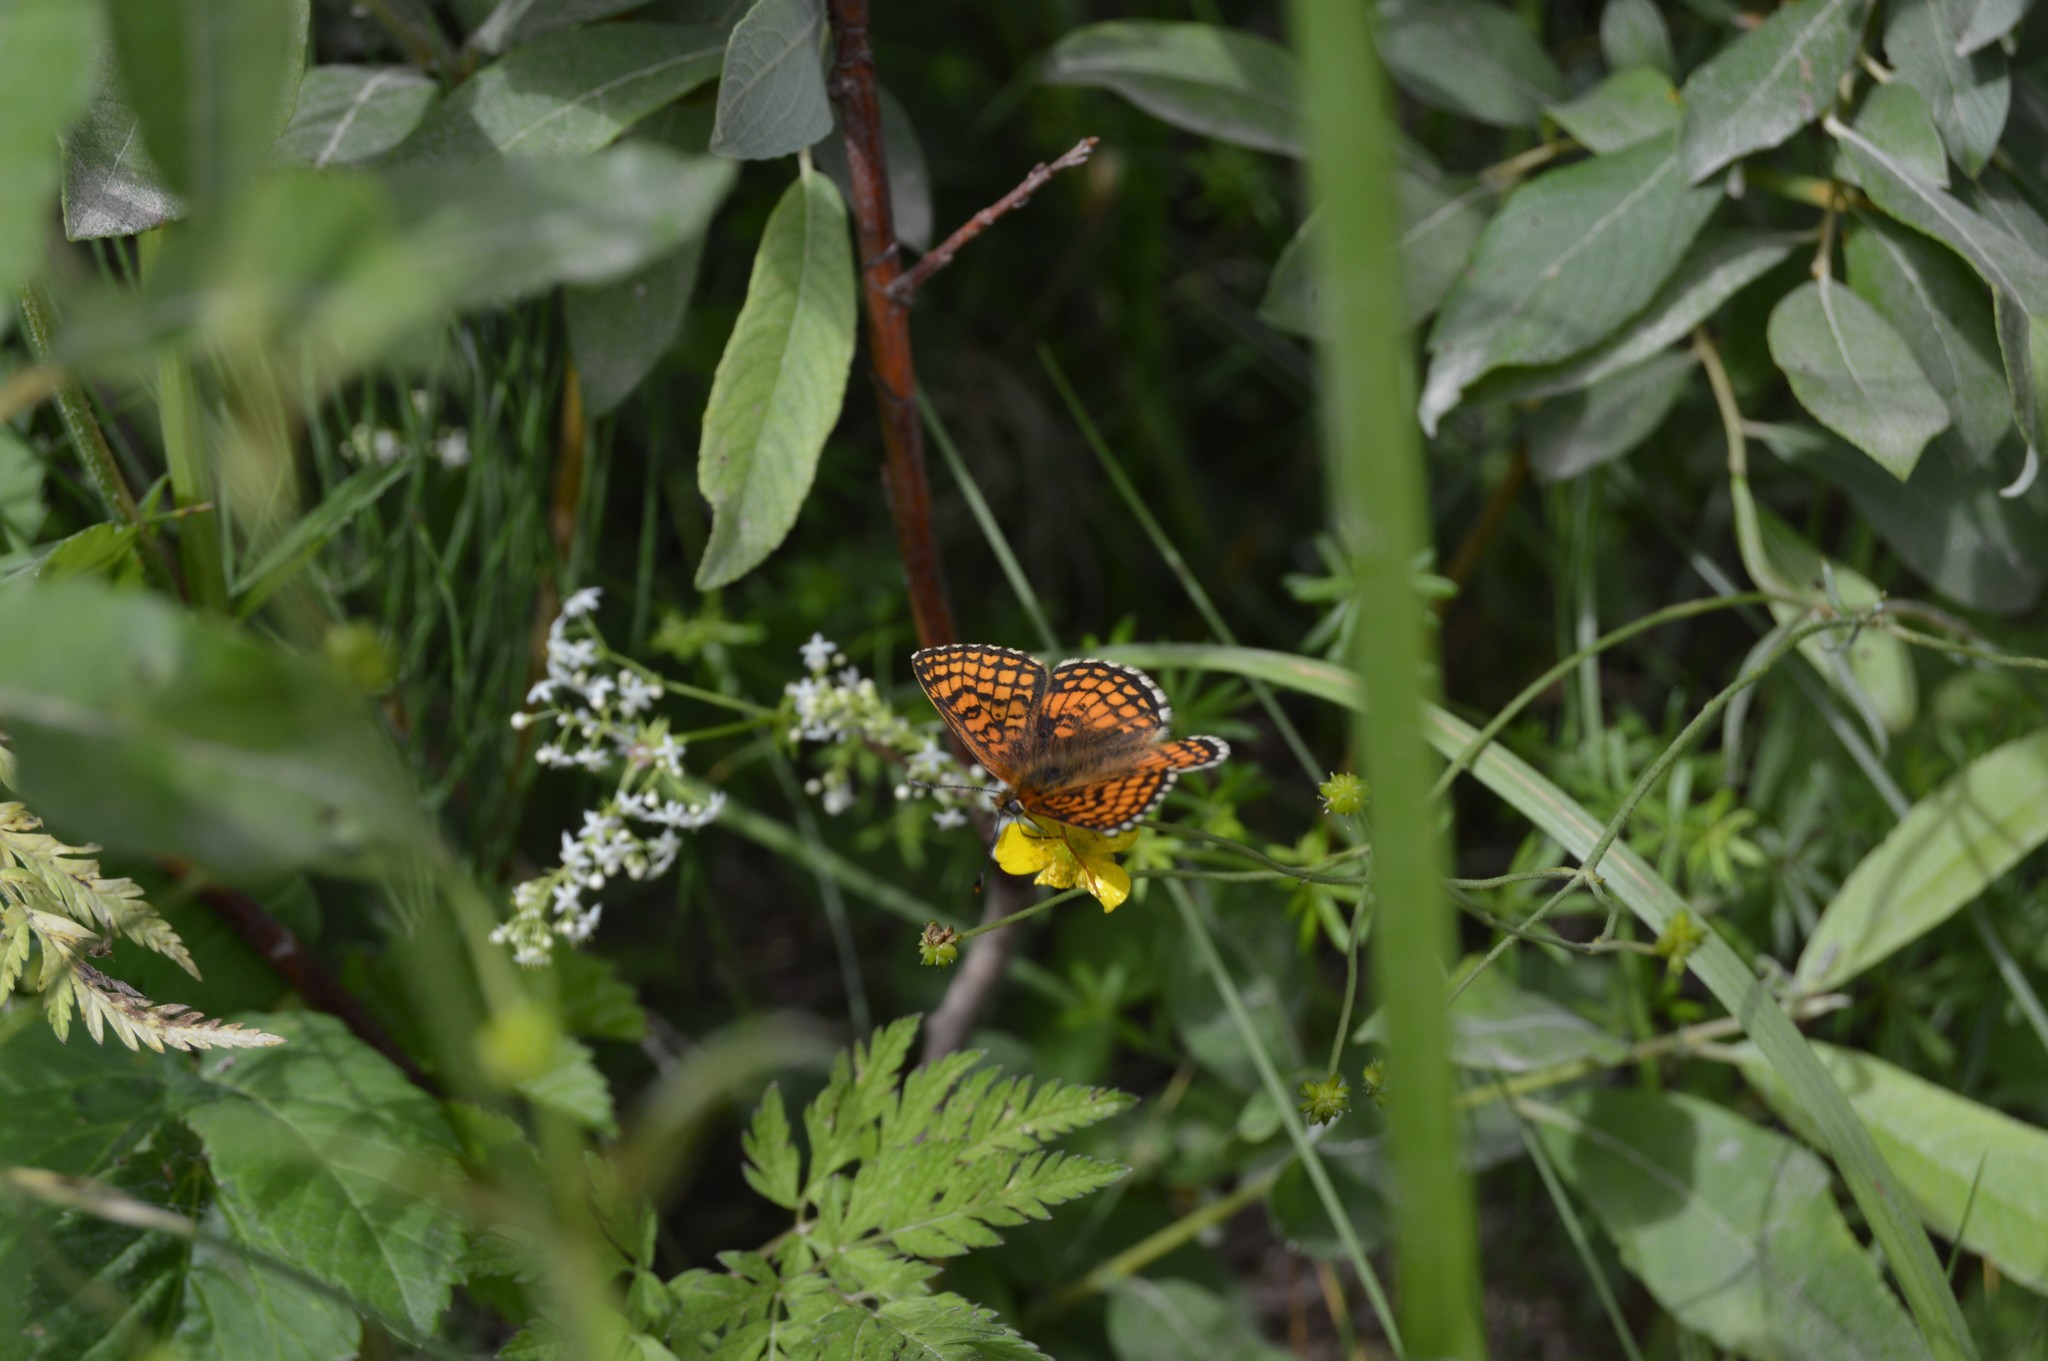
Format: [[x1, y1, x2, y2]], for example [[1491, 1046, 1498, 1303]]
[[0, 799, 281, 1051], [666, 1016, 1134, 1360]]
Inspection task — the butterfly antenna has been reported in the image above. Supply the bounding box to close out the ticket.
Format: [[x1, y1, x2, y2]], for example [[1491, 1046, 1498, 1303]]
[[907, 778, 1004, 798]]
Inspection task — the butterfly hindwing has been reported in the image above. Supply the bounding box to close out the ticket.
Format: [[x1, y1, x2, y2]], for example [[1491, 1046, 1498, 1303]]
[[1143, 735, 1230, 773], [1029, 768, 1174, 833], [1041, 658, 1170, 740], [910, 644, 1048, 780]]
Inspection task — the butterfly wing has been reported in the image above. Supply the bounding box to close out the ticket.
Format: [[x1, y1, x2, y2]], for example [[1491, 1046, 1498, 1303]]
[[1041, 658, 1170, 740], [1147, 735, 1230, 772], [911, 644, 1049, 781], [1028, 768, 1174, 833]]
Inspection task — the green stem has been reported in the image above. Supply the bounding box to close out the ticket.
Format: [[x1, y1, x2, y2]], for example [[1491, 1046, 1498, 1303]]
[[1326, 887, 1369, 1076], [1145, 822, 1369, 885], [958, 887, 1089, 941]]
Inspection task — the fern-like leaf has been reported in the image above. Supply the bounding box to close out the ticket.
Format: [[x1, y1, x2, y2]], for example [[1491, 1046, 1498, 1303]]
[[742, 1083, 800, 1210], [808, 1293, 1042, 1361], [0, 802, 197, 975], [66, 963, 284, 1052]]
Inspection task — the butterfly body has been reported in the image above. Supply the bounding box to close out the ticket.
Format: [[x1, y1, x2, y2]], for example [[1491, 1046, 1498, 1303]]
[[911, 644, 1229, 833]]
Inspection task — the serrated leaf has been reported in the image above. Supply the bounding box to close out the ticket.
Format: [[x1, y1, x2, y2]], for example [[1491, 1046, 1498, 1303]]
[[174, 1203, 360, 1361], [1847, 81, 1949, 187], [871, 1149, 1128, 1259], [1377, 0, 1565, 130], [1547, 67, 1679, 153], [173, 1011, 466, 1333], [1419, 134, 1720, 433], [397, 24, 726, 163], [1767, 278, 1950, 479], [809, 1293, 1042, 1361], [0, 0, 100, 293], [1528, 348, 1694, 483], [1887, 0, 2009, 176], [1678, 0, 1870, 183], [106, 0, 309, 204], [1601, 0, 1676, 77], [1845, 218, 2010, 465], [1529, 1089, 1933, 1361], [694, 169, 854, 590], [709, 0, 831, 160], [1039, 20, 1303, 157], [517, 1036, 617, 1134], [1739, 1042, 2048, 1297], [743, 1084, 800, 1209], [1797, 728, 2048, 990], [568, 236, 708, 418], [276, 66, 438, 168]]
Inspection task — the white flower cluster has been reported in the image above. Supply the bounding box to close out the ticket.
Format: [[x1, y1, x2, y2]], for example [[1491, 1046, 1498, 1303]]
[[345, 390, 471, 471], [784, 633, 982, 828], [496, 588, 723, 966]]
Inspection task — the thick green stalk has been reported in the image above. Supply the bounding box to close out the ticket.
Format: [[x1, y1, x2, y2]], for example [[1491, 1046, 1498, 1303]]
[[1288, 2, 1485, 1353]]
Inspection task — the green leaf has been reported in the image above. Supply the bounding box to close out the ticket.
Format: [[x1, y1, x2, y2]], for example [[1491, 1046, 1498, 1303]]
[[174, 1204, 361, 1361], [232, 458, 412, 615], [0, 0, 100, 293], [1360, 957, 1629, 1070], [1766, 278, 1950, 480], [741, 1083, 800, 1209], [1376, 0, 1565, 130], [1419, 134, 1721, 433], [1527, 349, 1695, 482], [0, 578, 430, 878], [694, 168, 855, 590], [809, 1293, 1042, 1361], [106, 0, 310, 203], [1739, 1043, 2048, 1297], [1039, 20, 1303, 157], [1469, 230, 1800, 405], [1848, 81, 1950, 188], [32, 521, 143, 584], [275, 65, 438, 168], [1797, 728, 2048, 990], [1529, 1089, 1932, 1361], [1547, 67, 1679, 153], [1677, 0, 1871, 183], [397, 23, 726, 163], [61, 81, 183, 241], [1887, 0, 2009, 176], [567, 236, 708, 417], [515, 1035, 618, 1134], [173, 1012, 466, 1334], [1106, 1279, 1293, 1361], [812, 85, 932, 251], [709, 0, 831, 160], [472, 0, 658, 53], [0, 428, 46, 551], [1600, 0, 1676, 78], [1957, 0, 2031, 53], [1844, 218, 2010, 466]]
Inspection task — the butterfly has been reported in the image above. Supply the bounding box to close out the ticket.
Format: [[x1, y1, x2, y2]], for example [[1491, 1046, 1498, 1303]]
[[910, 644, 1229, 833]]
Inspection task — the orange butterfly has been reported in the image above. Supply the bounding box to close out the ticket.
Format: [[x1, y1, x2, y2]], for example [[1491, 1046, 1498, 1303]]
[[910, 644, 1229, 833]]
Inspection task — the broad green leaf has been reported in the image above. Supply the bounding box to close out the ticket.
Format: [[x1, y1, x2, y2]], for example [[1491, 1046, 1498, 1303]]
[[1469, 230, 1800, 405], [515, 1036, 618, 1134], [1039, 20, 1303, 157], [0, 0, 100, 293], [397, 24, 725, 163], [1547, 67, 1679, 153], [1845, 218, 2010, 466], [1678, 0, 1871, 183], [0, 578, 430, 878], [472, 0, 656, 53], [1419, 134, 1721, 433], [275, 65, 437, 167], [1106, 1279, 1294, 1361], [1957, 0, 2032, 53], [174, 1204, 360, 1361], [33, 521, 143, 584], [1376, 0, 1565, 130], [567, 237, 707, 416], [812, 85, 932, 251], [1847, 81, 1950, 188], [0, 428, 46, 551], [232, 458, 413, 615], [709, 0, 831, 160], [694, 169, 855, 590], [1527, 349, 1694, 482], [61, 82, 183, 241], [1360, 957, 1629, 1070], [1600, 0, 1676, 78], [1797, 728, 2048, 990], [1529, 1090, 1931, 1361], [1739, 1043, 2048, 1297], [106, 0, 310, 203], [1887, 0, 2009, 176], [1766, 278, 1950, 480], [174, 1012, 466, 1333], [1104, 642, 1982, 1361]]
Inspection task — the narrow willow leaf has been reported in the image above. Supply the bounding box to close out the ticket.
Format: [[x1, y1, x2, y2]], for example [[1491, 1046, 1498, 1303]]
[[1797, 728, 2048, 990], [1039, 20, 1303, 157], [1530, 1090, 1932, 1361], [1740, 1042, 2048, 1296], [61, 82, 182, 241], [695, 170, 855, 590], [1678, 0, 1871, 183], [0, 0, 100, 293], [106, 0, 309, 203], [1376, 0, 1566, 130], [1547, 67, 1679, 153], [566, 236, 707, 416], [1849, 81, 1950, 188], [1845, 218, 2011, 465], [1469, 230, 1800, 405], [275, 66, 438, 167], [1600, 0, 1676, 77], [1886, 0, 2009, 176], [1419, 134, 1720, 433], [1957, 0, 2033, 53], [397, 23, 726, 163], [1766, 278, 1950, 479], [812, 85, 933, 250], [472, 0, 653, 53], [1527, 349, 1694, 482], [709, 0, 831, 160]]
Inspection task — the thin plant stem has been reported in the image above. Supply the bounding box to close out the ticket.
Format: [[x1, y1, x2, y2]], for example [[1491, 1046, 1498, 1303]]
[[958, 887, 1091, 940], [1885, 622, 2048, 673], [1327, 888, 1369, 1077], [1144, 822, 1368, 885]]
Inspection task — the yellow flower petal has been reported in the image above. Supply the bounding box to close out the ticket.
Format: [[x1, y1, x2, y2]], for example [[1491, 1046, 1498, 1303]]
[[994, 821, 1055, 875], [1084, 858, 1131, 912]]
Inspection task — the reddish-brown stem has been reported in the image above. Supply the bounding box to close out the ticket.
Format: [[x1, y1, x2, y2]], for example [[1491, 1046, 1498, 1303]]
[[888, 138, 1100, 302]]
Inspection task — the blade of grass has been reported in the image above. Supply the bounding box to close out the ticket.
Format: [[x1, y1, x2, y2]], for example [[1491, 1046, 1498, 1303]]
[[1972, 904, 2048, 1061], [917, 390, 1059, 654], [1290, 2, 1484, 1352]]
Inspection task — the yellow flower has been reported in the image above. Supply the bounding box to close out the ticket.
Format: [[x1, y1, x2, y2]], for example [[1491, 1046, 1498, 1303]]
[[994, 817, 1139, 912]]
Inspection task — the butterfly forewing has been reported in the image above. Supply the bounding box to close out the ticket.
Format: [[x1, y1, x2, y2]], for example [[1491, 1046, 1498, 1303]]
[[910, 644, 1049, 781], [1041, 658, 1170, 739]]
